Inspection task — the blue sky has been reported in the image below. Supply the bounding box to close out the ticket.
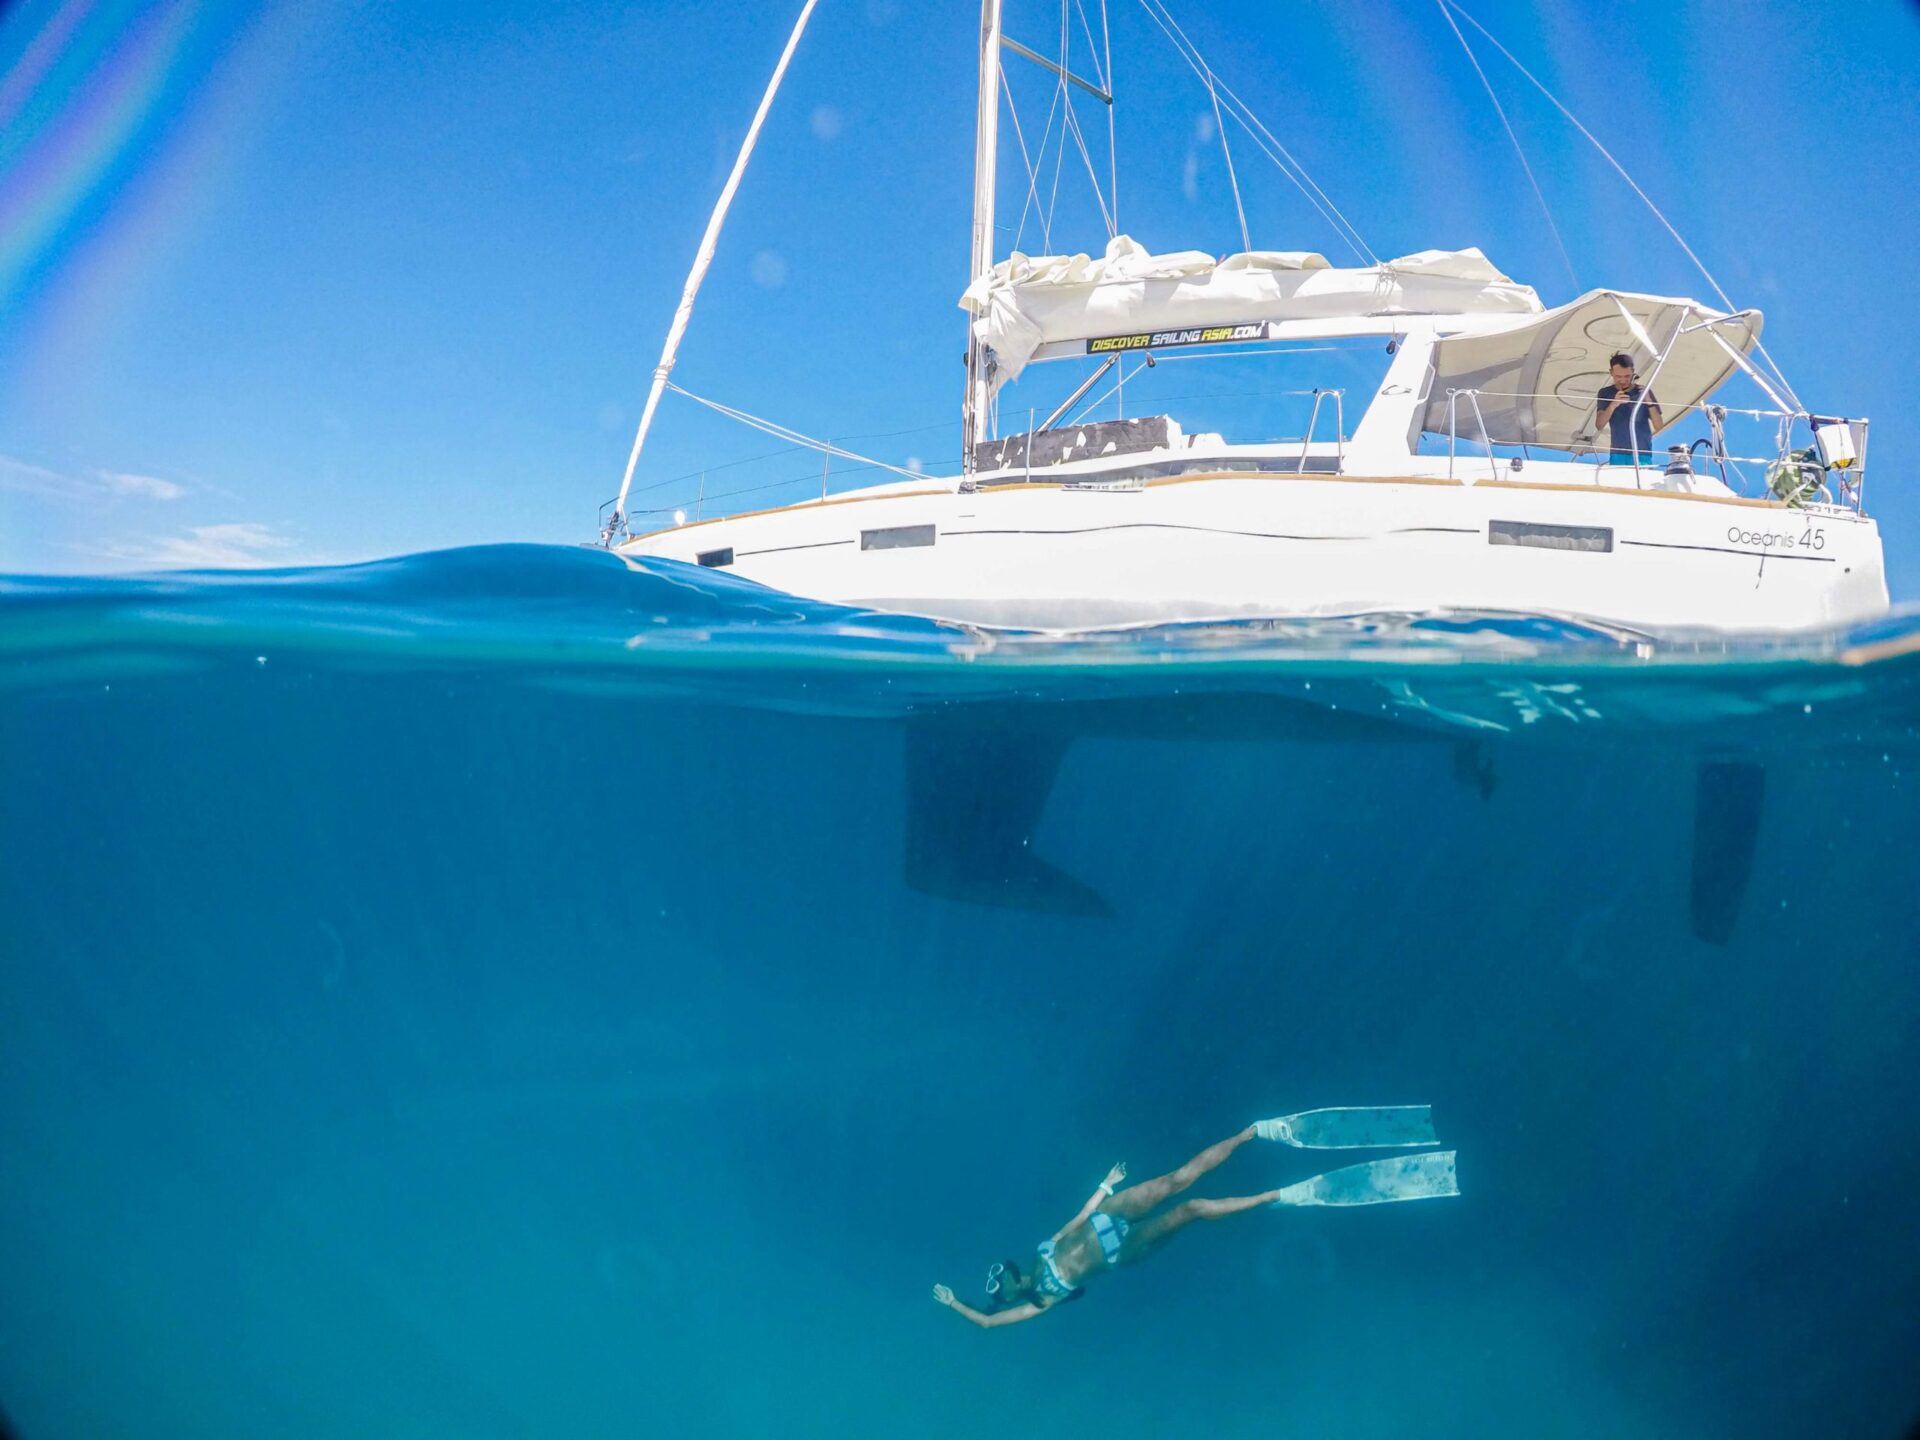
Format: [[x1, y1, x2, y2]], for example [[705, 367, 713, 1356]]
[[2, 0, 1917, 596]]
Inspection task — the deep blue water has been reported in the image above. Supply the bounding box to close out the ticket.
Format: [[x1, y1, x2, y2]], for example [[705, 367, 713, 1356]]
[[2, 544, 1918, 1438]]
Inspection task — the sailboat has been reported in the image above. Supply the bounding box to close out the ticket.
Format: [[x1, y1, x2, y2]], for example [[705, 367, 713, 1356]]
[[605, 2, 1887, 635]]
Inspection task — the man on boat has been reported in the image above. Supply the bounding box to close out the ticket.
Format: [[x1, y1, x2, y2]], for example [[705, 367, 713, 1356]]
[[1595, 352, 1663, 466], [930, 1109, 1458, 1329]]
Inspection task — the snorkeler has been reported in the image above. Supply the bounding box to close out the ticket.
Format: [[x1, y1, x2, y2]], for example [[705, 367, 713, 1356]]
[[931, 1106, 1457, 1328]]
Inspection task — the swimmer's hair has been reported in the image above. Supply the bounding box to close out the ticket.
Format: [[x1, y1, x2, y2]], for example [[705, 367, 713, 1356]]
[[1609, 351, 1635, 371], [983, 1257, 1026, 1312]]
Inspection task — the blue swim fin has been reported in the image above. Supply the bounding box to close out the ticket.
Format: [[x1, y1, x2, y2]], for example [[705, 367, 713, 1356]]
[[1253, 1105, 1439, 1149], [1270, 1151, 1459, 1208]]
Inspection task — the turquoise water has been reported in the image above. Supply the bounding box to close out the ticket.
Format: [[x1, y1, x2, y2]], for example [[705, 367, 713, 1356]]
[[2, 544, 1917, 1438]]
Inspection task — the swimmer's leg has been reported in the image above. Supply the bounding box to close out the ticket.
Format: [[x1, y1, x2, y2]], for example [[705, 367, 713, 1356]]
[[1126, 1156, 1459, 1259], [1121, 1189, 1285, 1259], [1106, 1127, 1257, 1221]]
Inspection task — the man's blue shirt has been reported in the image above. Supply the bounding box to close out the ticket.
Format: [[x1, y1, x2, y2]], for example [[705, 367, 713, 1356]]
[[1597, 383, 1658, 457]]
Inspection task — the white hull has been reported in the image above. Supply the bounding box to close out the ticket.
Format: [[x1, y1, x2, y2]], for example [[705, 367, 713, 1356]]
[[617, 465, 1888, 633]]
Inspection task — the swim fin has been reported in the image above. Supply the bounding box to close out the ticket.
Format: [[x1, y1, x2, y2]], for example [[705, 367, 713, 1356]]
[[1253, 1105, 1439, 1149], [1270, 1151, 1458, 1208]]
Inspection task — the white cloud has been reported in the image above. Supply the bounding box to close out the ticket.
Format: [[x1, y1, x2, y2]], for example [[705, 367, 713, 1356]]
[[809, 105, 844, 142], [99, 469, 186, 501], [0, 453, 69, 498], [1193, 111, 1216, 144], [749, 249, 788, 288], [0, 454, 188, 502], [905, 455, 924, 475], [95, 522, 307, 570]]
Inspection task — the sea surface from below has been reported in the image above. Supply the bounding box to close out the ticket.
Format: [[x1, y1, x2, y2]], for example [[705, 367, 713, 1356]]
[[2, 545, 1917, 1439]]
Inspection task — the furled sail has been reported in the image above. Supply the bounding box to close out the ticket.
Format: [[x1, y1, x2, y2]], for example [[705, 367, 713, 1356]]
[[1417, 290, 1764, 449], [958, 234, 1544, 393]]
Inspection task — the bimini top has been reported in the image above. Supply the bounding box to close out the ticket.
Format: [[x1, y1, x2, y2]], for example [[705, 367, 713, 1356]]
[[1417, 289, 1764, 449], [959, 233, 1544, 393]]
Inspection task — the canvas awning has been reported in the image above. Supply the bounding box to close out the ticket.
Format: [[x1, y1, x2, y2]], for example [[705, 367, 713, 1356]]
[[1416, 290, 1764, 449], [959, 234, 1543, 395]]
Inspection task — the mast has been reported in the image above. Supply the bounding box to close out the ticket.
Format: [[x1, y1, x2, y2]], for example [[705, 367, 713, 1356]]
[[961, 0, 1004, 475]]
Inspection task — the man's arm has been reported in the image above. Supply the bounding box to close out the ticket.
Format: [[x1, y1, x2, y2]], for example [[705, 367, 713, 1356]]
[[1048, 1163, 1126, 1245], [932, 1285, 1043, 1328], [1590, 394, 1619, 452]]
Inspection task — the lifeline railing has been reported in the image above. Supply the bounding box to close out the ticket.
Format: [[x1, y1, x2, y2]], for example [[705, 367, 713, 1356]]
[[1438, 388, 1870, 512], [1052, 385, 1343, 474], [980, 386, 1347, 483]]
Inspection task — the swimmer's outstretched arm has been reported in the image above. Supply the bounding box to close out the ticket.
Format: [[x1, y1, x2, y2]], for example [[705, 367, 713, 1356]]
[[931, 1284, 1042, 1328], [1047, 1162, 1126, 1245]]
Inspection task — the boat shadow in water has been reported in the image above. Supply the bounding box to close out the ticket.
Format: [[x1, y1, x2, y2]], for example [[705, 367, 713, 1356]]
[[904, 697, 1764, 944]]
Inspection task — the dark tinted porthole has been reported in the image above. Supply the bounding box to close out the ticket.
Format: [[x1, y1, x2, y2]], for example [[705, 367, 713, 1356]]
[[1488, 520, 1613, 553], [696, 547, 735, 568], [860, 524, 936, 551]]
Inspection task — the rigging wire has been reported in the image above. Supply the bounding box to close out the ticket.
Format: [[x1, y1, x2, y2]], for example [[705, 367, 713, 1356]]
[[1039, 5, 1077, 250], [1206, 73, 1251, 255], [1136, 0, 1377, 265], [1069, 348, 1357, 425], [629, 467, 868, 517], [632, 345, 1351, 513], [999, 2, 1119, 252], [641, 451, 964, 517], [1073, 0, 1107, 88], [1064, 98, 1117, 236], [622, 439, 807, 499], [1434, 0, 1577, 291], [664, 382, 926, 481], [1007, 66, 1066, 253], [628, 405, 986, 502], [1442, 0, 1799, 404], [1211, 100, 1377, 266], [1041, 69, 1073, 251], [841, 417, 964, 442], [1136, 0, 1361, 258], [1214, 90, 1373, 264], [1000, 65, 1050, 253]]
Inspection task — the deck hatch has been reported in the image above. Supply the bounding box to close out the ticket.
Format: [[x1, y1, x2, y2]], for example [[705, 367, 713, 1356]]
[[695, 547, 735, 568], [860, 523, 936, 551], [1488, 520, 1613, 553]]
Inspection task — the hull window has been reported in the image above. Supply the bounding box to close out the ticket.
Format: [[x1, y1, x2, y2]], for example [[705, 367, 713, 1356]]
[[696, 547, 735, 567], [860, 524, 937, 551], [1488, 520, 1613, 553]]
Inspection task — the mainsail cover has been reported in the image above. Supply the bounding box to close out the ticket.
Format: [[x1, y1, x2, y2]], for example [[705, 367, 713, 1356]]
[[1417, 290, 1764, 449], [959, 234, 1544, 392]]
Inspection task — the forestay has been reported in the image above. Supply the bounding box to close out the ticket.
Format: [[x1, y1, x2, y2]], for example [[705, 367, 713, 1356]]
[[1416, 290, 1764, 449], [959, 233, 1543, 393]]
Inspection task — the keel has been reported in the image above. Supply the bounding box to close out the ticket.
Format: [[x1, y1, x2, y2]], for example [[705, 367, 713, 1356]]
[[902, 714, 1108, 916]]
